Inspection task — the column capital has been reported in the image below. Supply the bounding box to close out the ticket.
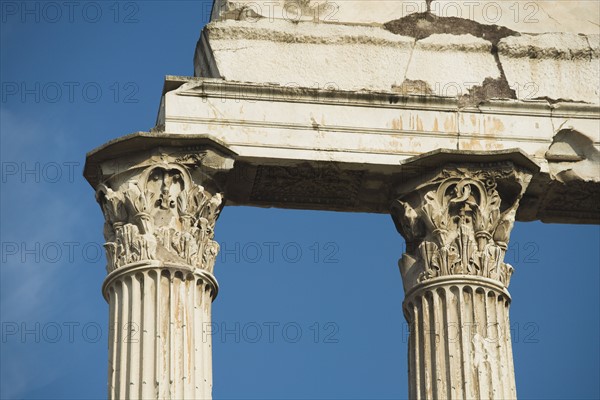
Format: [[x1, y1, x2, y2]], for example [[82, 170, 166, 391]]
[[86, 133, 236, 279], [86, 134, 235, 399], [391, 157, 535, 294]]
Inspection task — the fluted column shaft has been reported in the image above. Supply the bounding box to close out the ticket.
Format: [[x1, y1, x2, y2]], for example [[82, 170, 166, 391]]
[[104, 262, 217, 399], [92, 146, 233, 399], [404, 277, 516, 400], [391, 159, 535, 400]]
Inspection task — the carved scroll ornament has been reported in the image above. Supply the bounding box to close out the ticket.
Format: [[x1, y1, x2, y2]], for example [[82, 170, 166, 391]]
[[393, 165, 531, 291], [96, 163, 223, 274]]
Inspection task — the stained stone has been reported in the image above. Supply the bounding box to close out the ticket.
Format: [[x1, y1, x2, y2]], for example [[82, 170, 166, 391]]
[[84, 1, 600, 398]]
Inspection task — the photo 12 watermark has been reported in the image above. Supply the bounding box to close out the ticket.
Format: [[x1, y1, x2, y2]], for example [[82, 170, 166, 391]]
[[1, 241, 104, 265], [210, 1, 340, 23], [207, 1, 541, 25], [1, 81, 140, 104], [2, 321, 103, 344], [400, 320, 541, 344], [1, 1, 140, 24], [194, 79, 542, 106], [218, 241, 340, 264], [0, 320, 341, 345], [1, 161, 80, 184], [204, 321, 340, 344]]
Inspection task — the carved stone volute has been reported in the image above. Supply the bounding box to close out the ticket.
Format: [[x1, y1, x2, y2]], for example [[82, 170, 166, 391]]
[[392, 162, 533, 293], [96, 162, 224, 274]]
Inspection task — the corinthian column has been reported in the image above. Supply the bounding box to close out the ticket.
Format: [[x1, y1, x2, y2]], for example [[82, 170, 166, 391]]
[[391, 158, 535, 400], [86, 136, 234, 399]]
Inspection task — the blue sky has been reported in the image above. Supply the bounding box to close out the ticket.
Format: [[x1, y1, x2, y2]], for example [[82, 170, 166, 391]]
[[1, 1, 599, 399]]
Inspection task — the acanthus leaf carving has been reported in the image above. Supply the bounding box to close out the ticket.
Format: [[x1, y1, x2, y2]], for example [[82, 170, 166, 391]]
[[96, 164, 224, 274], [393, 164, 531, 291]]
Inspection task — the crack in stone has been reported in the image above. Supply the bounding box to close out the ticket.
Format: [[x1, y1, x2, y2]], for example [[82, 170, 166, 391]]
[[383, 12, 519, 46], [582, 34, 597, 62], [384, 12, 520, 107], [531, 96, 590, 105]]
